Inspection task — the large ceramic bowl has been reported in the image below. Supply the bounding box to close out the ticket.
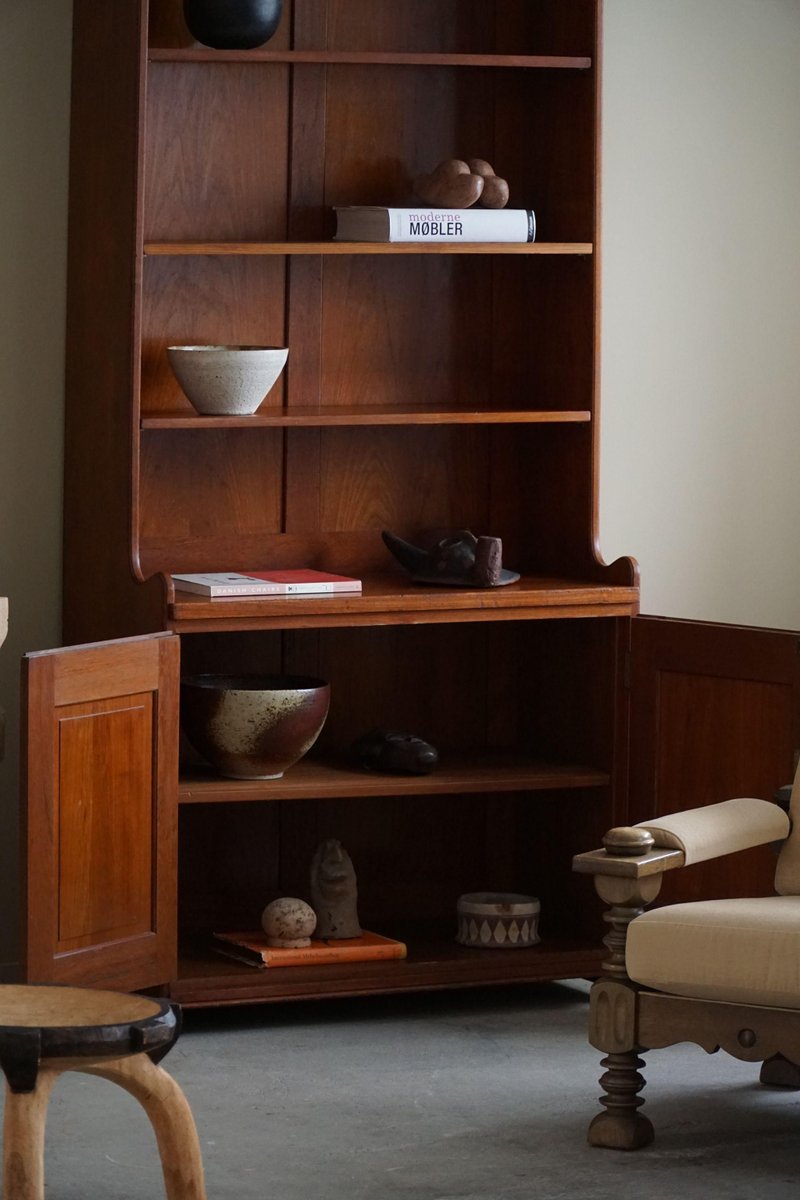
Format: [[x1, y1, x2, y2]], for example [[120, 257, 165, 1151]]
[[180, 674, 330, 779], [167, 345, 289, 415]]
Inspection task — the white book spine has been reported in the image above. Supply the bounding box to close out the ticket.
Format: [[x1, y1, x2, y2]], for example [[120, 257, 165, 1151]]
[[336, 207, 535, 243], [389, 209, 533, 242]]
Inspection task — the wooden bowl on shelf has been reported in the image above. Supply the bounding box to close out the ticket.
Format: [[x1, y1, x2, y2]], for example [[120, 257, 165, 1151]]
[[180, 674, 330, 780]]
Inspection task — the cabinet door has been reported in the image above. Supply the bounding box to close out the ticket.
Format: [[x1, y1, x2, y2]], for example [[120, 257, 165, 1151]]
[[630, 615, 800, 906], [22, 632, 179, 991]]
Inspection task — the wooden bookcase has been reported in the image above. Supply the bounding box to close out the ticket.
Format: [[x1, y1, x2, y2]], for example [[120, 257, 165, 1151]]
[[26, 0, 798, 1006]]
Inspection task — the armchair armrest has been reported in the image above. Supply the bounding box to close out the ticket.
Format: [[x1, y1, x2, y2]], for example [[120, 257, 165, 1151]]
[[573, 797, 789, 880], [634, 796, 789, 865]]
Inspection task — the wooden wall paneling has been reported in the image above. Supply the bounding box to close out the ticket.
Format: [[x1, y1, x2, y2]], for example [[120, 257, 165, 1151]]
[[178, 802, 282, 937], [22, 634, 179, 991], [318, 257, 491, 411], [629, 616, 800, 906], [144, 63, 290, 241], [494, 0, 597, 59], [316, 426, 490, 543], [325, 1, 493, 56], [139, 428, 284, 575], [517, 618, 621, 770]]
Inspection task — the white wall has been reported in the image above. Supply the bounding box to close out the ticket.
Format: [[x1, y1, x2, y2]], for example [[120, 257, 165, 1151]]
[[600, 0, 800, 628], [0, 1, 798, 966]]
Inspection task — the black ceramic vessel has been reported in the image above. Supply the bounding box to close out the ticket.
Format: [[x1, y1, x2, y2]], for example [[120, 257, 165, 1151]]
[[183, 0, 283, 49]]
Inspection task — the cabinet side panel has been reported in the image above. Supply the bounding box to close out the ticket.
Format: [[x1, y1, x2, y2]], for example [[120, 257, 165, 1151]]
[[630, 616, 800, 906], [63, 0, 164, 642]]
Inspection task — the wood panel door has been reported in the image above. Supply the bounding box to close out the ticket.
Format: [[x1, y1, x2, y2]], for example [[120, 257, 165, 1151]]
[[22, 633, 179, 991], [630, 615, 800, 907]]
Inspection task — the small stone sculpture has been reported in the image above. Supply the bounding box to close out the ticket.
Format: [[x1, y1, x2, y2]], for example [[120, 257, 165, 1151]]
[[351, 728, 439, 775], [310, 840, 362, 939], [382, 529, 520, 588], [414, 158, 509, 209], [261, 897, 317, 947]]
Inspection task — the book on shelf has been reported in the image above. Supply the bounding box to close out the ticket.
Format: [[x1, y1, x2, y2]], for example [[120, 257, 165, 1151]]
[[333, 206, 536, 244], [212, 930, 408, 969], [171, 570, 363, 598]]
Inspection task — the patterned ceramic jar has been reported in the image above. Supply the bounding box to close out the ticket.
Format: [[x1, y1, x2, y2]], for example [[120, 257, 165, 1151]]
[[456, 892, 540, 949]]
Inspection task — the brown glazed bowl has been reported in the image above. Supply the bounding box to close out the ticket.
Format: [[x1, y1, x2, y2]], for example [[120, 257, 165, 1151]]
[[180, 674, 330, 779]]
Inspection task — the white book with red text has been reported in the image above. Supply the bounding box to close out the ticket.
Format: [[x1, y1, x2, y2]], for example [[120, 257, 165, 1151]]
[[172, 570, 362, 597]]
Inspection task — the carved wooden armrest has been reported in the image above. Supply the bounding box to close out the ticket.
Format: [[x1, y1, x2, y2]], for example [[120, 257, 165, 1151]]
[[573, 827, 684, 881]]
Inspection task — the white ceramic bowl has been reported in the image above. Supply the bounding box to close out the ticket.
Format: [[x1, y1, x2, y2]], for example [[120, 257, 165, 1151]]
[[167, 345, 289, 415]]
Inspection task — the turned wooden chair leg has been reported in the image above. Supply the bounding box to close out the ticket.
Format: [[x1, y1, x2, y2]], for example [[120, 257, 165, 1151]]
[[588, 1049, 654, 1150], [81, 1054, 207, 1200], [2, 1069, 60, 1200]]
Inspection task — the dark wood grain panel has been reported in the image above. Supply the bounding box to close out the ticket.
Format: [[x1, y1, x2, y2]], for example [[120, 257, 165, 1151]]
[[630, 616, 800, 906], [144, 63, 290, 241], [316, 426, 489, 534], [139, 428, 284, 576]]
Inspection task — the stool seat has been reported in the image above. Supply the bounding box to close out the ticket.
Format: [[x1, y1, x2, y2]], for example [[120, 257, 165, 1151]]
[[0, 984, 205, 1200], [0, 985, 178, 1093]]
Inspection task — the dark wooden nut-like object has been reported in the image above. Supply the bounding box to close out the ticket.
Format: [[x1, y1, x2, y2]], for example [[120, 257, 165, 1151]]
[[602, 827, 655, 857]]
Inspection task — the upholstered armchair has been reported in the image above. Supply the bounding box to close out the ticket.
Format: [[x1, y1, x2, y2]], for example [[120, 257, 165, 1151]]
[[573, 776, 799, 1149]]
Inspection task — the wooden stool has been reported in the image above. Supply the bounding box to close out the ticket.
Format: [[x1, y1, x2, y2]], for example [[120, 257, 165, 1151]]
[[0, 984, 206, 1200]]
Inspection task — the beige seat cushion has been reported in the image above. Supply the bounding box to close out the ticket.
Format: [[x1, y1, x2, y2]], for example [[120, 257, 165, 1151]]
[[627, 896, 800, 1009]]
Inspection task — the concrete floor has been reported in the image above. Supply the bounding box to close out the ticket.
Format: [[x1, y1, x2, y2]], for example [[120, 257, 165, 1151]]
[[8, 981, 800, 1198]]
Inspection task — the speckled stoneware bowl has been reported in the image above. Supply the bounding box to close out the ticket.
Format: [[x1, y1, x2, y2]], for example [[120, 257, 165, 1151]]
[[167, 345, 289, 415], [180, 674, 330, 779]]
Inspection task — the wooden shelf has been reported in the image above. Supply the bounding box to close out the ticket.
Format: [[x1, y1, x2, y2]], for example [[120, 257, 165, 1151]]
[[178, 752, 610, 805], [171, 933, 603, 1007], [142, 406, 592, 430], [144, 241, 592, 256], [148, 49, 592, 70], [167, 575, 639, 632]]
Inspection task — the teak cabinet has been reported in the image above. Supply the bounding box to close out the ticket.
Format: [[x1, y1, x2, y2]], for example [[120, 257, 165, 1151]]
[[24, 0, 799, 1007]]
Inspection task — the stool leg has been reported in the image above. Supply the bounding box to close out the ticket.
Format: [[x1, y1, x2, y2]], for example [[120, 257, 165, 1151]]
[[80, 1054, 206, 1200], [2, 1069, 60, 1200]]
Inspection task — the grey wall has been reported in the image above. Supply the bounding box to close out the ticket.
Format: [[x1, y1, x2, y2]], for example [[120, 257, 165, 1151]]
[[1, 1, 798, 968], [0, 0, 72, 969]]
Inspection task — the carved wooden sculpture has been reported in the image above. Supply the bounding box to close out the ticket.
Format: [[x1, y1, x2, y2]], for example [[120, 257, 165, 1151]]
[[574, 791, 800, 1150], [414, 158, 509, 208]]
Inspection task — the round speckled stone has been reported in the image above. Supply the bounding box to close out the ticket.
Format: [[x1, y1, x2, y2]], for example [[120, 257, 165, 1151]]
[[261, 897, 317, 947]]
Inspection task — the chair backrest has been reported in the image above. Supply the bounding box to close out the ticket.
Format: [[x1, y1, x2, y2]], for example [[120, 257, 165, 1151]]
[[774, 758, 800, 895]]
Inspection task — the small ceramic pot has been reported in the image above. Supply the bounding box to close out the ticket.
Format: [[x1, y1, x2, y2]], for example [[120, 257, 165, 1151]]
[[456, 892, 540, 949], [181, 674, 330, 779], [167, 345, 288, 416], [183, 0, 283, 49]]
